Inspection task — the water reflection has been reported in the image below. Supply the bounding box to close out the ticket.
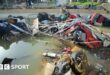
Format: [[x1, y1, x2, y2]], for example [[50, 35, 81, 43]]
[[0, 36, 63, 75], [0, 38, 36, 63]]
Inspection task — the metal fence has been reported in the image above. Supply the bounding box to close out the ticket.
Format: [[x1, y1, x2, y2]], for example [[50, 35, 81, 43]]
[[0, 0, 57, 9]]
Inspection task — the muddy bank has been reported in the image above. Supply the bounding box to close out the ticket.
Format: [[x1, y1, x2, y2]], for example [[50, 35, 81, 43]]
[[0, 9, 108, 14], [40, 38, 110, 75], [62, 39, 110, 73]]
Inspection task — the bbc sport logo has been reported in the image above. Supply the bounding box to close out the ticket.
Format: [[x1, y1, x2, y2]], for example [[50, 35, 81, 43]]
[[4, 64, 10, 70], [0, 64, 29, 70]]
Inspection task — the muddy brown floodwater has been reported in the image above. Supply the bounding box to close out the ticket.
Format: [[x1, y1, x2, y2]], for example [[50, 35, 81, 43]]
[[0, 13, 110, 75], [0, 35, 64, 75]]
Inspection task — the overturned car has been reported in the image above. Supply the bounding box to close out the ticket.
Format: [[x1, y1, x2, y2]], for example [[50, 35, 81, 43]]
[[62, 22, 110, 48]]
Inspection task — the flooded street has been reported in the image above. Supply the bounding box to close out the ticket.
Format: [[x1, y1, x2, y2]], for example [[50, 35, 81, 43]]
[[0, 13, 110, 75]]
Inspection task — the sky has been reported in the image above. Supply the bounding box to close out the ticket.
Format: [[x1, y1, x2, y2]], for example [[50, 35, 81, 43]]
[[108, 0, 110, 2]]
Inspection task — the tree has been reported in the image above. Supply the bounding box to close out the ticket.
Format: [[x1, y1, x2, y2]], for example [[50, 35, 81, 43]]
[[76, 0, 88, 2]]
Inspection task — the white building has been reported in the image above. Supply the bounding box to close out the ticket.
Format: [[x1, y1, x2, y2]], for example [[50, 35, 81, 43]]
[[56, 0, 68, 5]]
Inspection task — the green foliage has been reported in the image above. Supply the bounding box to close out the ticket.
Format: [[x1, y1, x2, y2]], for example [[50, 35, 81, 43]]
[[70, 2, 81, 5], [69, 2, 101, 6], [78, 0, 88, 2], [82, 2, 101, 6]]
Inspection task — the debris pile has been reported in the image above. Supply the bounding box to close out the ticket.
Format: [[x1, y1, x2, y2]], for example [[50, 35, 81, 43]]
[[0, 12, 110, 75]]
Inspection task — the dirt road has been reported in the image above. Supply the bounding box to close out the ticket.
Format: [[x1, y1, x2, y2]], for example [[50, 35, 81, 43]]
[[0, 9, 108, 14]]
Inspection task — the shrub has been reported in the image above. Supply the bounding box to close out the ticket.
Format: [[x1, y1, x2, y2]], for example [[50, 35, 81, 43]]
[[69, 2, 101, 6]]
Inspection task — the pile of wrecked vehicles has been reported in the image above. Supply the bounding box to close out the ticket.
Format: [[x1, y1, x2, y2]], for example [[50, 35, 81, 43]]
[[38, 12, 110, 75], [38, 12, 110, 48], [0, 12, 110, 75]]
